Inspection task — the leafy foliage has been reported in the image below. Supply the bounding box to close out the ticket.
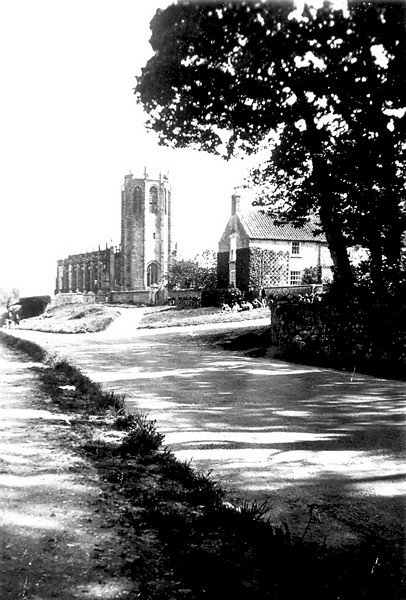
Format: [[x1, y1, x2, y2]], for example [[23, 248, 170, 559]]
[[301, 266, 322, 284], [18, 295, 51, 319], [121, 412, 165, 457], [0, 287, 19, 307], [136, 1, 406, 294], [169, 250, 217, 289]]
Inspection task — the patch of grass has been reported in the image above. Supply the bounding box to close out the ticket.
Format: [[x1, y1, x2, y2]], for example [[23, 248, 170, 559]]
[[38, 356, 126, 415], [139, 306, 270, 329], [120, 412, 165, 457], [19, 303, 121, 334], [0, 331, 47, 362]]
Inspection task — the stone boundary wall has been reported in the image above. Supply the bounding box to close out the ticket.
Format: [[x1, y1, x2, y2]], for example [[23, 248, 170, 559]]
[[269, 295, 406, 379], [53, 293, 98, 306], [265, 284, 327, 298], [109, 290, 152, 305], [56, 289, 202, 307], [167, 289, 202, 307], [167, 289, 201, 301]]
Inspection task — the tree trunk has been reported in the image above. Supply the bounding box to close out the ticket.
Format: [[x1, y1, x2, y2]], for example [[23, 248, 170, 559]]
[[319, 204, 354, 293], [367, 189, 403, 295]]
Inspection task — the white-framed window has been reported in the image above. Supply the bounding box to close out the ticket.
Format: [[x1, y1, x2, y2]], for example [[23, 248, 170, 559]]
[[229, 268, 236, 287], [290, 270, 302, 286], [291, 241, 301, 255]]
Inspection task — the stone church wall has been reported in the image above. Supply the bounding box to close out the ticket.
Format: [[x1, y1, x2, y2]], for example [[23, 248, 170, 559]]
[[55, 246, 120, 296]]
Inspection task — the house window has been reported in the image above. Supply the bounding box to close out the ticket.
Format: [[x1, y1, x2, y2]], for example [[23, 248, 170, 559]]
[[230, 236, 237, 262], [291, 241, 301, 255], [133, 186, 142, 212], [290, 270, 302, 286], [229, 268, 236, 287], [147, 262, 159, 286], [149, 186, 158, 214]]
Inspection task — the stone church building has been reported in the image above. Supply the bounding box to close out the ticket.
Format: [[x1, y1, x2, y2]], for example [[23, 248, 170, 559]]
[[55, 170, 171, 299]]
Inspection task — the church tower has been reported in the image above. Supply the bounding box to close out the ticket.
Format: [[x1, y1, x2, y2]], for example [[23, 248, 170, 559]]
[[120, 169, 171, 290]]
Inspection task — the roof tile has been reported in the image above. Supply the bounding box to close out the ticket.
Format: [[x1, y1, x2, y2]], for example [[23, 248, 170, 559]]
[[238, 211, 326, 242]]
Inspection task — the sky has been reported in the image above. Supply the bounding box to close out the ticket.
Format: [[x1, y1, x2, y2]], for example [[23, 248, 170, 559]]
[[0, 0, 253, 297]]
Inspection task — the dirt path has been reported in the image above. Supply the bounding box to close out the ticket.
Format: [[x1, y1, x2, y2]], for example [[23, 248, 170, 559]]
[[0, 343, 135, 600]]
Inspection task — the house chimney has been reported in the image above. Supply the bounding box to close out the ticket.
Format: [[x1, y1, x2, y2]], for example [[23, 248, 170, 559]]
[[231, 192, 241, 215]]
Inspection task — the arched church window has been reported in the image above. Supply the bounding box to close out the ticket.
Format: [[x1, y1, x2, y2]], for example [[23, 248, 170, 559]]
[[133, 186, 142, 213], [149, 186, 158, 214], [147, 262, 159, 286]]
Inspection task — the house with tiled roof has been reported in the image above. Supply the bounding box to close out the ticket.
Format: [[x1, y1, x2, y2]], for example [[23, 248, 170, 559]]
[[217, 193, 332, 291]]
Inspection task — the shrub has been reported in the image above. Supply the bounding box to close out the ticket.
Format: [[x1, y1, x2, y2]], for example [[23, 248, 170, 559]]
[[18, 296, 51, 319], [301, 266, 322, 284], [201, 288, 243, 308], [120, 412, 165, 457]]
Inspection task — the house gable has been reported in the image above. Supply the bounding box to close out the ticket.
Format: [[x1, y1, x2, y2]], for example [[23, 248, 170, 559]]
[[218, 214, 250, 253]]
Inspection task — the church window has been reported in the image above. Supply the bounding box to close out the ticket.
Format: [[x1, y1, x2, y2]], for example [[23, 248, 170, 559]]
[[147, 262, 159, 286], [133, 186, 142, 212], [149, 186, 158, 214]]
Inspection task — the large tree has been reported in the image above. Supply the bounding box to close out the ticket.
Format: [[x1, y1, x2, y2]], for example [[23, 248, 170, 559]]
[[136, 1, 406, 293], [169, 250, 217, 289]]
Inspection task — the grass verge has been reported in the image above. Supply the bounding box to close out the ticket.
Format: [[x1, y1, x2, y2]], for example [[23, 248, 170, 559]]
[[0, 330, 404, 599], [139, 305, 270, 329], [17, 304, 269, 334], [18, 304, 121, 333]]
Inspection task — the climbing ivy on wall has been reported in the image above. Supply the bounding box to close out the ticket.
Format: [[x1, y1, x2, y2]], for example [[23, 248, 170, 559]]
[[248, 248, 289, 288], [236, 248, 250, 291], [218, 247, 290, 290], [217, 252, 229, 288]]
